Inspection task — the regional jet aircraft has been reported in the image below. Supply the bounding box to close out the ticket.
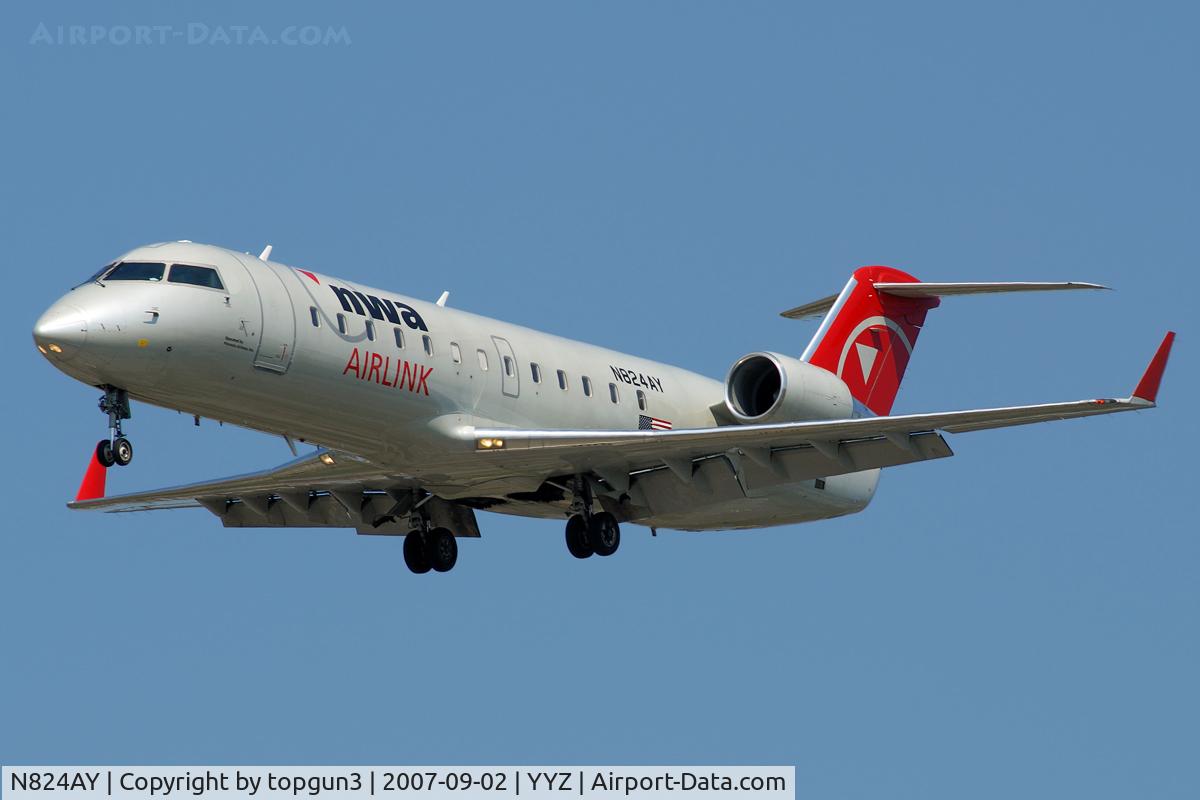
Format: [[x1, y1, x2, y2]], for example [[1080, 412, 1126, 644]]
[[33, 242, 1174, 573]]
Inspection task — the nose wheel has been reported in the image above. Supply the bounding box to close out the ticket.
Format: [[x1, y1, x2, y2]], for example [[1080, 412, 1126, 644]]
[[95, 386, 133, 468]]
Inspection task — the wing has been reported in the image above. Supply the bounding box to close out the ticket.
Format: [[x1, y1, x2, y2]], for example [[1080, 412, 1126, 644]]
[[466, 333, 1174, 489], [66, 449, 488, 536], [69, 449, 398, 512]]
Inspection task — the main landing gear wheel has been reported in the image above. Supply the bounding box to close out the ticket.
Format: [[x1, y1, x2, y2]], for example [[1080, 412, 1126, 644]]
[[113, 437, 133, 467], [589, 512, 621, 557], [403, 528, 458, 574], [565, 514, 593, 559], [403, 530, 432, 574], [428, 528, 458, 573], [95, 440, 115, 468]]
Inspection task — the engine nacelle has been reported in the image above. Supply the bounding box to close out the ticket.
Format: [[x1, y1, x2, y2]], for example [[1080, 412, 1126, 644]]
[[724, 351, 853, 424]]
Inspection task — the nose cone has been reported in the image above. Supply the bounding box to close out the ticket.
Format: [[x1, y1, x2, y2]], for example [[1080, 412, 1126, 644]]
[[33, 301, 88, 362]]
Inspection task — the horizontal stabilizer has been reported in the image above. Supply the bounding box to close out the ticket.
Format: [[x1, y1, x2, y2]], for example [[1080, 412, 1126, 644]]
[[780, 293, 840, 320], [781, 281, 1106, 319], [875, 281, 1108, 298]]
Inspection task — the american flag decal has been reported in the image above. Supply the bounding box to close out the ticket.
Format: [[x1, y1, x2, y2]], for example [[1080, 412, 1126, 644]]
[[638, 414, 672, 431]]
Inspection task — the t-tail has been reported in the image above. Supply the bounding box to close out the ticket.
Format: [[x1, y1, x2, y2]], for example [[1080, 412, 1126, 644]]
[[782, 267, 1110, 416]]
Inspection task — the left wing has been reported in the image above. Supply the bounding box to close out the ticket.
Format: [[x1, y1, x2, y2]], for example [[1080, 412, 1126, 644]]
[[69, 449, 398, 512], [67, 449, 483, 537]]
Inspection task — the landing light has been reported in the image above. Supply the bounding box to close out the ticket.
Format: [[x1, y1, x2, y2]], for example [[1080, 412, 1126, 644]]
[[319, 453, 336, 465], [36, 345, 48, 355], [47, 343, 63, 354], [476, 437, 506, 450]]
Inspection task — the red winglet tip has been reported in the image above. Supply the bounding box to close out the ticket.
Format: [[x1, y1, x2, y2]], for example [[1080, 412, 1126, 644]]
[[1132, 331, 1175, 403], [74, 450, 107, 502]]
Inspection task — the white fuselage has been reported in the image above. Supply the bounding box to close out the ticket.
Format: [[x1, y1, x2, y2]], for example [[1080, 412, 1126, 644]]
[[35, 242, 878, 531]]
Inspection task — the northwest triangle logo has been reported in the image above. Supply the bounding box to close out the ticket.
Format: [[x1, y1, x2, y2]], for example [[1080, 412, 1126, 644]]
[[855, 342, 878, 380]]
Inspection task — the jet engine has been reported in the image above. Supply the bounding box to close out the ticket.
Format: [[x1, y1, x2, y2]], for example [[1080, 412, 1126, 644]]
[[724, 351, 853, 424]]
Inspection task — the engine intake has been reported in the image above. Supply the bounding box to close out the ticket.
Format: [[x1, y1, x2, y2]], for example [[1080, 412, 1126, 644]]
[[724, 351, 853, 424]]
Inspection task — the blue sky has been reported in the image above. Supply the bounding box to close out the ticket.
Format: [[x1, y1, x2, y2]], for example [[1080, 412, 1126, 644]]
[[1, 2, 1196, 797]]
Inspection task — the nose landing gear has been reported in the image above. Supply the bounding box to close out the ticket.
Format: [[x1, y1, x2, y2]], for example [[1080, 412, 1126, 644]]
[[95, 386, 133, 468]]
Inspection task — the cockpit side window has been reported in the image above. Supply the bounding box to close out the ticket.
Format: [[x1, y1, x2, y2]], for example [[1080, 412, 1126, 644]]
[[105, 262, 166, 282], [168, 264, 224, 290]]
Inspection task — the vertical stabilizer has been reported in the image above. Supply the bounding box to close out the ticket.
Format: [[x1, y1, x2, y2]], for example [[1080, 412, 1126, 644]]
[[801, 266, 939, 416]]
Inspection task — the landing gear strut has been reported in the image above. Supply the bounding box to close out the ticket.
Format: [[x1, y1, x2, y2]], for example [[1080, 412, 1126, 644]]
[[96, 386, 132, 468], [564, 476, 621, 559]]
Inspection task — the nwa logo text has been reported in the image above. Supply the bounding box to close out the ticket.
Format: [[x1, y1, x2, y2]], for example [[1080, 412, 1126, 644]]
[[330, 285, 429, 331], [610, 365, 664, 393]]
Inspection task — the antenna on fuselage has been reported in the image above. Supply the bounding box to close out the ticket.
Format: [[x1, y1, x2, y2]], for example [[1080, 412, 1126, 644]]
[[436, 291, 449, 307], [258, 244, 273, 262]]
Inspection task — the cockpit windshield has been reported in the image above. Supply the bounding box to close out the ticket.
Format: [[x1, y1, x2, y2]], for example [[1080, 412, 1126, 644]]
[[75, 262, 115, 288], [104, 261, 166, 281]]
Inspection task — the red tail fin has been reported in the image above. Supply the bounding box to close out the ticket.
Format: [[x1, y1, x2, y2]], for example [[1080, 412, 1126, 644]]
[[75, 449, 107, 502], [802, 266, 939, 416]]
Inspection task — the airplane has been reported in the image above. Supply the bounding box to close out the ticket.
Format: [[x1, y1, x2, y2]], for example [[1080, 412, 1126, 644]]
[[33, 241, 1174, 574]]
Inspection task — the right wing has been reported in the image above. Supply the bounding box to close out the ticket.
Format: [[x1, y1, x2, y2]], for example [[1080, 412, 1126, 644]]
[[466, 332, 1175, 486]]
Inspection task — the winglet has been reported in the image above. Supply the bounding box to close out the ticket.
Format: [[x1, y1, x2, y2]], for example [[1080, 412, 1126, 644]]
[[1132, 331, 1175, 403], [75, 449, 107, 502]]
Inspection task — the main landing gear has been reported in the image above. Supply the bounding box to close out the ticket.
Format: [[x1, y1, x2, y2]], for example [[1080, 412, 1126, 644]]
[[564, 477, 621, 560], [95, 385, 133, 468], [403, 527, 458, 574], [402, 504, 459, 575]]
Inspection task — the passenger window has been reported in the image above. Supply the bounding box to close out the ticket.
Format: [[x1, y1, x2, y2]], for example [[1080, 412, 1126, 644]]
[[167, 264, 224, 290], [106, 261, 165, 281], [609, 383, 620, 403], [394, 328, 404, 348], [337, 313, 347, 334], [310, 307, 320, 328], [423, 335, 434, 356], [503, 356, 515, 377], [450, 342, 462, 363], [582, 376, 593, 397], [477, 350, 489, 370], [365, 320, 376, 341], [637, 389, 647, 411], [557, 370, 568, 391], [531, 363, 542, 383]]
